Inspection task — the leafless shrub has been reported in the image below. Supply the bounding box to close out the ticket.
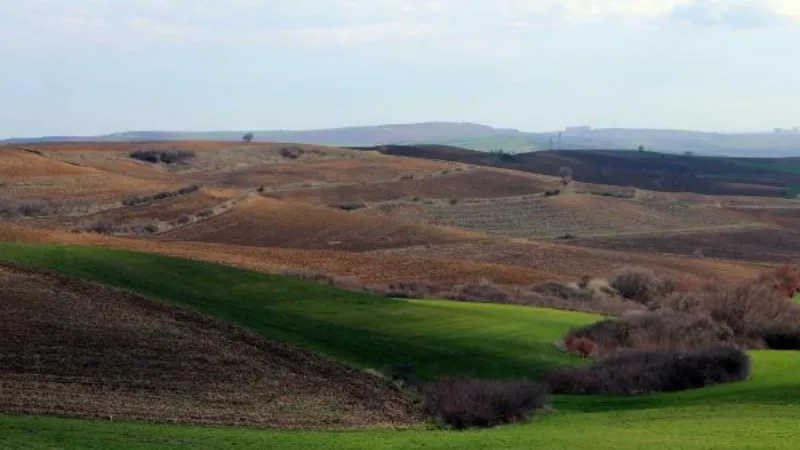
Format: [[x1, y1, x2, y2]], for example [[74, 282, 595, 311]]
[[122, 185, 201, 207], [544, 346, 750, 395], [423, 377, 547, 429], [130, 149, 195, 164], [608, 267, 677, 305], [446, 279, 513, 304], [565, 311, 734, 357], [0, 199, 60, 218]]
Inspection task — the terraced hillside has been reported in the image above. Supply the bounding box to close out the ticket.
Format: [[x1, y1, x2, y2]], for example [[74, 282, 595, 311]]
[[379, 194, 758, 239]]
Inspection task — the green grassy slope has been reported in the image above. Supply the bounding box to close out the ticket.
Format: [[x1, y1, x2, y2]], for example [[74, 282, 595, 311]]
[[0, 243, 594, 380], [2, 243, 799, 449]]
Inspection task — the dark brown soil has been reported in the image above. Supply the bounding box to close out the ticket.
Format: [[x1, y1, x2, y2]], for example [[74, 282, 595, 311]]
[[0, 263, 422, 428], [567, 228, 800, 264]]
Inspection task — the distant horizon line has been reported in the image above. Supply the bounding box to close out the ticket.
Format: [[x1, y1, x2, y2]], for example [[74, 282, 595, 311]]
[[3, 121, 799, 141]]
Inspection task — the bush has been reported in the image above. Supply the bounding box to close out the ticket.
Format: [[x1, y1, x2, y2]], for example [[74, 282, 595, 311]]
[[381, 281, 438, 299], [446, 279, 513, 304], [608, 267, 676, 305], [130, 149, 195, 164], [0, 199, 59, 218], [423, 377, 547, 429], [660, 283, 800, 348], [565, 311, 734, 356], [756, 265, 800, 299], [544, 189, 561, 197], [333, 202, 366, 211], [544, 346, 750, 395], [122, 185, 201, 207]]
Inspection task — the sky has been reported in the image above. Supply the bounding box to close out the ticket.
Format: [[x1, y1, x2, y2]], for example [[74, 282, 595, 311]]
[[1, 0, 799, 138]]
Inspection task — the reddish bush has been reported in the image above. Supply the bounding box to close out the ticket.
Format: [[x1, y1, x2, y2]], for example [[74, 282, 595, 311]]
[[757, 265, 800, 299]]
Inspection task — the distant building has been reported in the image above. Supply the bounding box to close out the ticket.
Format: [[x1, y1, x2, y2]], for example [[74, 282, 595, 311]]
[[565, 126, 592, 133]]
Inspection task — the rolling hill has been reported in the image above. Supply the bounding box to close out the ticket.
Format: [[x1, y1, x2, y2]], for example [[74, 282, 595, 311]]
[[1, 244, 799, 449], [0, 261, 419, 428], [7, 123, 800, 156], [367, 145, 800, 198]]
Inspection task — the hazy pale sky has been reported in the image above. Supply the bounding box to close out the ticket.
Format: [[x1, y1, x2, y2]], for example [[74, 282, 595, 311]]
[[2, 0, 799, 138]]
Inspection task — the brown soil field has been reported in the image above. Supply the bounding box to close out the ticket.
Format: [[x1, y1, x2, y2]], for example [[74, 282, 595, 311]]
[[0, 223, 762, 289], [0, 262, 421, 428], [568, 228, 800, 264], [158, 196, 482, 252], [376, 193, 757, 240], [267, 169, 556, 205]]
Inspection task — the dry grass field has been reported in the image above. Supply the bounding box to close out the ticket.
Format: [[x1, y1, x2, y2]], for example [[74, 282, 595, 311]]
[[0, 262, 421, 428]]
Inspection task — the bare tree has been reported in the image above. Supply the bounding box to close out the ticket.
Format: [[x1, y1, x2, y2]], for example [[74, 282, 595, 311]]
[[558, 166, 573, 186]]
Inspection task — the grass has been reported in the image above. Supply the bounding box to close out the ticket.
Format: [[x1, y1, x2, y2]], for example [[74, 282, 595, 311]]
[[2, 243, 799, 449], [0, 242, 594, 381]]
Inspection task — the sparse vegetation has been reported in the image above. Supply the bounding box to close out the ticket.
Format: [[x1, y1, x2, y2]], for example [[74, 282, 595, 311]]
[[130, 149, 196, 164], [0, 199, 61, 218], [122, 184, 201, 207]]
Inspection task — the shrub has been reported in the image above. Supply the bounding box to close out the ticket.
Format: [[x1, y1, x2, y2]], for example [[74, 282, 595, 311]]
[[423, 377, 547, 429], [608, 267, 676, 305], [544, 346, 750, 395], [565, 311, 734, 356], [130, 149, 195, 164], [122, 185, 201, 207], [280, 147, 304, 159], [0, 199, 59, 218], [333, 202, 366, 211], [663, 283, 800, 348], [544, 189, 561, 197], [83, 219, 117, 235], [756, 265, 800, 299], [382, 281, 438, 299], [446, 279, 513, 304]]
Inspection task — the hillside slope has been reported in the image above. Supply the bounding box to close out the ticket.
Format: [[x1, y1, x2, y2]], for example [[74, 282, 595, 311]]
[[159, 196, 481, 251], [0, 262, 419, 428]]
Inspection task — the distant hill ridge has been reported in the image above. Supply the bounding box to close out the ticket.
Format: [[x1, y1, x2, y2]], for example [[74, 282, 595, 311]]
[[5, 122, 800, 157]]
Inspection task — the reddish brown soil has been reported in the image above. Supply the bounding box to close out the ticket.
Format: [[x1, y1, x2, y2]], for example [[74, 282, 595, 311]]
[[0, 263, 421, 428], [158, 196, 482, 252]]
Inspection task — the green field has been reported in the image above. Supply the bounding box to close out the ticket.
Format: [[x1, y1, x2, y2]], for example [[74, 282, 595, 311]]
[[1, 243, 799, 449]]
